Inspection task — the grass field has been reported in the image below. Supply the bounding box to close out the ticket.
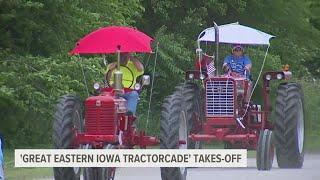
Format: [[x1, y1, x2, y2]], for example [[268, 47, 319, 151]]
[[3, 135, 320, 179], [4, 149, 53, 180]]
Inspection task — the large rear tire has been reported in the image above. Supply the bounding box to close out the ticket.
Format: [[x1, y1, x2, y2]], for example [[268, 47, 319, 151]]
[[174, 82, 204, 149], [274, 83, 305, 168], [160, 82, 203, 180], [160, 94, 186, 180], [53, 95, 84, 180]]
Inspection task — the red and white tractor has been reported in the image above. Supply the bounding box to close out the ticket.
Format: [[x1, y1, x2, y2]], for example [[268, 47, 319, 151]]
[[160, 22, 305, 180]]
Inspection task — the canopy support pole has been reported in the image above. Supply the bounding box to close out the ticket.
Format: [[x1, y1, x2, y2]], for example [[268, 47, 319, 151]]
[[146, 42, 159, 130], [80, 57, 90, 97], [213, 21, 219, 76], [241, 45, 270, 121], [117, 49, 120, 71]]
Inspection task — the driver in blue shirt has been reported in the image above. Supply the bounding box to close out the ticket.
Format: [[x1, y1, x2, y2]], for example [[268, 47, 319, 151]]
[[223, 45, 252, 79]]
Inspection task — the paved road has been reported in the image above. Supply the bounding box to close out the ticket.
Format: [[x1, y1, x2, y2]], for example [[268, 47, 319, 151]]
[[42, 153, 320, 180], [115, 153, 320, 180]]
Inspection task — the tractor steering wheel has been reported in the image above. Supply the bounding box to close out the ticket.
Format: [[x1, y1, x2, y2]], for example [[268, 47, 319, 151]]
[[229, 71, 243, 78], [105, 65, 135, 88]]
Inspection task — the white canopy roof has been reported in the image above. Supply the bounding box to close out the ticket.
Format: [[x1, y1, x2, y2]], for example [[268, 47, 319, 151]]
[[198, 22, 275, 45]]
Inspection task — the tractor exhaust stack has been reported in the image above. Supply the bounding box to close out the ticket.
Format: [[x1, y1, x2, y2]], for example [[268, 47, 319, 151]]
[[213, 21, 219, 75], [114, 48, 123, 91]]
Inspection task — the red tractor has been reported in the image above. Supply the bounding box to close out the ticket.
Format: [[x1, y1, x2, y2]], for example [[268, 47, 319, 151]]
[[52, 26, 159, 180], [160, 22, 305, 180]]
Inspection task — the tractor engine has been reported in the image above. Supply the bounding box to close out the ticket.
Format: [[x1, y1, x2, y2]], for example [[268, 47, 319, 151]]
[[84, 93, 127, 135], [205, 77, 250, 119]]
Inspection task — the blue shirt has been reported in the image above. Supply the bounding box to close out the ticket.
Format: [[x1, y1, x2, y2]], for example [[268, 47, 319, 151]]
[[224, 55, 251, 75]]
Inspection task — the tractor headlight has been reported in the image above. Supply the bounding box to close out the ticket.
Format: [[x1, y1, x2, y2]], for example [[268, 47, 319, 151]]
[[141, 75, 150, 85], [115, 98, 127, 113], [276, 73, 283, 80], [236, 81, 245, 95], [188, 73, 194, 79], [93, 82, 100, 90], [199, 73, 205, 80], [265, 74, 272, 81], [134, 83, 141, 91]]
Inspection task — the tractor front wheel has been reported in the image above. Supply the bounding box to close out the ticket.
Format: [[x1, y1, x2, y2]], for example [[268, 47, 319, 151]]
[[274, 83, 305, 168], [83, 145, 99, 180], [53, 95, 84, 180], [99, 144, 117, 180], [256, 129, 274, 170]]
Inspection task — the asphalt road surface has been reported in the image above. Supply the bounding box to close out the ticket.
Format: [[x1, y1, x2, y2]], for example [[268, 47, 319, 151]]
[[43, 153, 320, 180], [115, 153, 320, 180]]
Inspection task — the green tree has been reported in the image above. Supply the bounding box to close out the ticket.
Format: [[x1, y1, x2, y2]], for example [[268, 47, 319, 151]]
[[1, 0, 320, 147], [0, 0, 144, 147]]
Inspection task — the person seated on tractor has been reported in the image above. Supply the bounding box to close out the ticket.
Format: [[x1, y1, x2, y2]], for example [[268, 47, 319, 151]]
[[222, 45, 252, 79], [223, 45, 252, 102], [107, 53, 144, 116]]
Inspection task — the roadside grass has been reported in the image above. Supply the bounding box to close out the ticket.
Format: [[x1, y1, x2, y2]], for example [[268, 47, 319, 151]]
[[305, 135, 320, 152], [4, 147, 53, 180]]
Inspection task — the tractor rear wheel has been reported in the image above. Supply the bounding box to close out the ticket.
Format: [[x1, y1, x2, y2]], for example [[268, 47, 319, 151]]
[[160, 94, 186, 180], [53, 95, 84, 180], [160, 82, 204, 180], [274, 83, 305, 168], [256, 129, 274, 170], [174, 82, 204, 149]]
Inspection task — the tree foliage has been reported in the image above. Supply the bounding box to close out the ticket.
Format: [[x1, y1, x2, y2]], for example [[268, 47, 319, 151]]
[[0, 0, 143, 56], [1, 0, 320, 147], [0, 0, 143, 147]]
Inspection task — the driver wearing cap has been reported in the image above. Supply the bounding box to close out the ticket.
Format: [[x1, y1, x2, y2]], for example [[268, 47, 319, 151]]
[[223, 45, 252, 79], [107, 53, 144, 115]]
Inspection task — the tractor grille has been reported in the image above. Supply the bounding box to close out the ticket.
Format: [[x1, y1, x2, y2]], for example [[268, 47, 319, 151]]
[[206, 80, 234, 116], [85, 102, 116, 135]]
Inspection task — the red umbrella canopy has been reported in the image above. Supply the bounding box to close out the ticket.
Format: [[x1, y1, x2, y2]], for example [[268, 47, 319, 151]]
[[70, 26, 153, 55]]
